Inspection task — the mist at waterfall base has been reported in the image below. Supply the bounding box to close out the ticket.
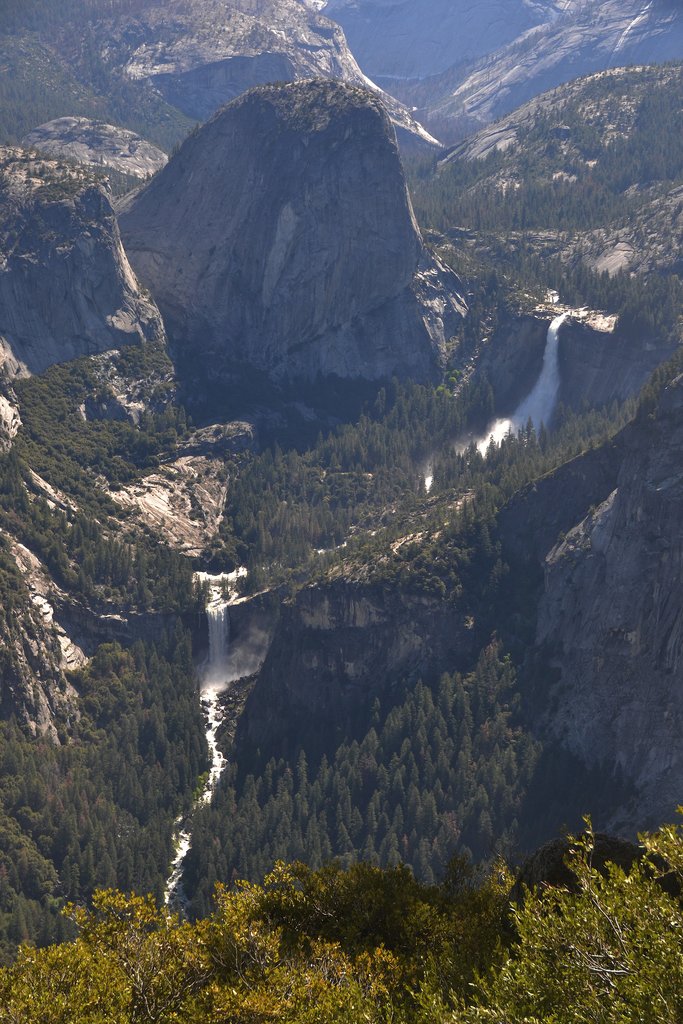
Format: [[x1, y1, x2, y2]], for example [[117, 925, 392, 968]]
[[476, 312, 568, 454], [204, 617, 272, 689]]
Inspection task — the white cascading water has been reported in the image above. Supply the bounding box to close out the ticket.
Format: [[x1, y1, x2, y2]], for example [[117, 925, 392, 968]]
[[201, 583, 230, 796], [477, 312, 568, 453], [165, 573, 237, 908]]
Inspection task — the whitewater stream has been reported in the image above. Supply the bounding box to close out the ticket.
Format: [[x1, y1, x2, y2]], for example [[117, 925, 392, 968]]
[[165, 571, 243, 909], [476, 312, 568, 453]]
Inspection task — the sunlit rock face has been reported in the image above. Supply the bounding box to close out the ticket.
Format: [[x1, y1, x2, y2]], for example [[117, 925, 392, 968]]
[[95, 0, 438, 147], [422, 0, 683, 133], [21, 118, 168, 180], [119, 80, 465, 386]]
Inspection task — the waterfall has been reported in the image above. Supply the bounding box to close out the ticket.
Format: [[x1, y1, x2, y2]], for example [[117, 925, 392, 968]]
[[165, 572, 240, 908], [477, 312, 568, 453], [513, 312, 567, 431], [201, 579, 230, 796], [206, 599, 230, 686]]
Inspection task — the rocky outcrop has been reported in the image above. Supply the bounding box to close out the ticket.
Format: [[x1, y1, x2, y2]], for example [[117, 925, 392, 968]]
[[1, 541, 82, 739], [0, 393, 21, 451], [0, 149, 165, 376], [109, 456, 230, 558], [87, 348, 176, 426], [120, 81, 466, 387], [535, 374, 683, 830], [22, 118, 168, 180], [109, 420, 256, 558], [511, 832, 641, 900]]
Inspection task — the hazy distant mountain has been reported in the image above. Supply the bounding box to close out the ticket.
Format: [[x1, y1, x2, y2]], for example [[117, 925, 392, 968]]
[[1, 0, 438, 151], [318, 0, 562, 80], [419, 0, 683, 137]]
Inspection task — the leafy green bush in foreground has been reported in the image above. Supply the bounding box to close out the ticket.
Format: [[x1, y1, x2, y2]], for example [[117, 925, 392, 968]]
[[1, 818, 682, 1023]]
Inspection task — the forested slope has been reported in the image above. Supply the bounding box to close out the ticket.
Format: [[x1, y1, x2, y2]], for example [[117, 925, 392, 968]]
[[409, 64, 683, 313], [1, 34, 683, 993]]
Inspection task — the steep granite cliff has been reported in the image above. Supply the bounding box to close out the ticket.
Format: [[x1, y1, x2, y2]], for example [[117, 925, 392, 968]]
[[120, 81, 466, 387], [558, 316, 677, 412], [535, 374, 683, 830], [0, 149, 164, 376], [473, 307, 673, 425], [0, 539, 82, 739], [235, 579, 477, 763]]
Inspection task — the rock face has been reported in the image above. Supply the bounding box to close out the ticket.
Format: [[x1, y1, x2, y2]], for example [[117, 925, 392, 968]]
[[511, 833, 642, 900], [0, 149, 165, 376], [119, 81, 466, 386], [321, 0, 558, 80], [21, 118, 168, 180], [424, 0, 683, 134], [1, 541, 83, 740], [500, 439, 622, 565], [558, 316, 677, 412], [0, 394, 21, 451], [535, 374, 683, 830], [473, 306, 674, 427], [477, 313, 551, 415], [90, 0, 438, 148], [109, 422, 256, 558]]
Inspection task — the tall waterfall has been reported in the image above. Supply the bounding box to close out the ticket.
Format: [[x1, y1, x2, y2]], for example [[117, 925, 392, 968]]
[[165, 572, 238, 908], [477, 312, 568, 453], [514, 312, 567, 430], [206, 596, 230, 686], [201, 578, 230, 795]]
